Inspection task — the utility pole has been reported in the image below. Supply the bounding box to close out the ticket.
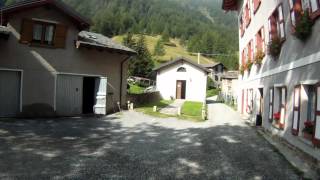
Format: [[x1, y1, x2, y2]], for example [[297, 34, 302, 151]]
[[197, 52, 201, 64]]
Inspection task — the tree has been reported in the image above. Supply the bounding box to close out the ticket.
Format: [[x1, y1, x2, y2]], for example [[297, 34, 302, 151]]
[[153, 38, 165, 56], [127, 34, 154, 78]]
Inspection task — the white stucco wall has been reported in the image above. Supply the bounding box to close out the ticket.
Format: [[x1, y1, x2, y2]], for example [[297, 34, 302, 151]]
[[156, 62, 207, 102]]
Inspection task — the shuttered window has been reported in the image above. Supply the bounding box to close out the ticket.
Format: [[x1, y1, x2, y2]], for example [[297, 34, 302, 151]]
[[269, 88, 274, 122], [248, 40, 253, 62], [313, 84, 320, 146], [252, 0, 261, 13], [279, 87, 287, 129], [310, 0, 320, 13], [256, 27, 266, 53], [292, 86, 301, 136], [268, 4, 286, 41], [20, 19, 67, 48], [289, 0, 303, 27], [245, 1, 252, 27]]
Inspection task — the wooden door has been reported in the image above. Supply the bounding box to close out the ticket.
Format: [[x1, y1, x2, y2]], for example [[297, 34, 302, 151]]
[[292, 85, 301, 136], [176, 80, 186, 99]]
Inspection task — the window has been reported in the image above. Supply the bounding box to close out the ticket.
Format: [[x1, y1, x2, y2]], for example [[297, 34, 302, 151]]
[[252, 0, 261, 14], [248, 40, 254, 62], [245, 1, 252, 27], [255, 27, 266, 53], [289, 0, 303, 27], [269, 88, 274, 122], [310, 0, 320, 13], [177, 67, 186, 72], [274, 87, 286, 129], [241, 49, 246, 65], [268, 4, 285, 41], [240, 13, 245, 37], [307, 86, 316, 121], [292, 85, 301, 135], [20, 19, 67, 48], [32, 21, 55, 45]]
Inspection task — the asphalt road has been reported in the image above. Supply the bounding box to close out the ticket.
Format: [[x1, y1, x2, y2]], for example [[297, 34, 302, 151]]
[[0, 104, 300, 179]]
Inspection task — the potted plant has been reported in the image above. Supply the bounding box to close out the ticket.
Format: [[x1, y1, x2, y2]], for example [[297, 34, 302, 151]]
[[273, 112, 281, 124], [268, 36, 282, 59], [240, 64, 245, 76], [294, 11, 313, 42], [254, 49, 265, 66], [303, 121, 314, 141]]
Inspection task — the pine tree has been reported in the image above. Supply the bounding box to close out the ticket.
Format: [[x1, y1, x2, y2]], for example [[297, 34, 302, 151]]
[[128, 34, 154, 78], [153, 38, 165, 56]]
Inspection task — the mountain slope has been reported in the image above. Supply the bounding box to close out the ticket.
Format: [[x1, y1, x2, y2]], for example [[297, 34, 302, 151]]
[[113, 35, 214, 65]]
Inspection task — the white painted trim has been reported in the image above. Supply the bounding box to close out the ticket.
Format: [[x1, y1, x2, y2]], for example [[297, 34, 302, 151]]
[[300, 80, 318, 85], [53, 74, 57, 111], [274, 83, 285, 88], [56, 72, 105, 77], [0, 68, 23, 112], [244, 51, 320, 83]]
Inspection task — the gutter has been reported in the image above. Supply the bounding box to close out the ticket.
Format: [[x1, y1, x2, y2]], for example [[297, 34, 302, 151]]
[[119, 55, 133, 106]]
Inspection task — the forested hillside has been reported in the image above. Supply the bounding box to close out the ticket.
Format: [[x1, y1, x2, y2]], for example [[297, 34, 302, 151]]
[[1, 0, 239, 71]]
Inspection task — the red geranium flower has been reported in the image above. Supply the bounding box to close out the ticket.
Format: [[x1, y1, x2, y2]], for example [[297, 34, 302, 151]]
[[273, 112, 281, 120]]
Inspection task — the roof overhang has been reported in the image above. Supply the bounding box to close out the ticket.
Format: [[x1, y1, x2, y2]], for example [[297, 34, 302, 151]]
[[0, 0, 91, 29], [222, 0, 238, 11], [76, 40, 136, 56], [154, 57, 211, 74]]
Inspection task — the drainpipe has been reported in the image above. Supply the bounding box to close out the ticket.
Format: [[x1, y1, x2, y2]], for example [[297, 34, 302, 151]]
[[120, 55, 133, 107]]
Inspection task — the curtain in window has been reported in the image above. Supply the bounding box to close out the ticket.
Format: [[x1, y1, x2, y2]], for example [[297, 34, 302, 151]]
[[33, 24, 42, 41], [45, 25, 55, 45]]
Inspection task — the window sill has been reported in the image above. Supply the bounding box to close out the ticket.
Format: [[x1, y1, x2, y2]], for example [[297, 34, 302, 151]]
[[310, 10, 320, 21], [29, 43, 56, 49]]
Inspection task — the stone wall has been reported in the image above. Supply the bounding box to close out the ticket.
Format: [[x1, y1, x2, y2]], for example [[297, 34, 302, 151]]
[[127, 92, 162, 106]]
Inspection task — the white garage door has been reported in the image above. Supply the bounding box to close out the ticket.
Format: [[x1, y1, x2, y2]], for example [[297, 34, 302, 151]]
[[0, 71, 21, 117], [56, 75, 83, 116]]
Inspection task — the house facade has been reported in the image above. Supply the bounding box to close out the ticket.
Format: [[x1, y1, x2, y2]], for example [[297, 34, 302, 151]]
[[221, 71, 239, 104], [155, 57, 209, 102], [0, 0, 135, 117], [203, 62, 227, 88], [222, 0, 320, 160]]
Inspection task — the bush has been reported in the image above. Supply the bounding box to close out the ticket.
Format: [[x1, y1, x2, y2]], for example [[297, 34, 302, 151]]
[[268, 36, 282, 58], [294, 11, 313, 42]]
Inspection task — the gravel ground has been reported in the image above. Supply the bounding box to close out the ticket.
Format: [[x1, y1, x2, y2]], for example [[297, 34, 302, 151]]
[[0, 103, 300, 179]]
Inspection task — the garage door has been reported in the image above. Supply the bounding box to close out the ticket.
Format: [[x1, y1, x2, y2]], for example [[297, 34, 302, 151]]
[[0, 71, 21, 117], [56, 75, 83, 116]]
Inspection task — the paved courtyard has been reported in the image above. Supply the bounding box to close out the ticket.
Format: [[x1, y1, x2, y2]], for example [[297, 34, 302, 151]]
[[0, 103, 300, 179]]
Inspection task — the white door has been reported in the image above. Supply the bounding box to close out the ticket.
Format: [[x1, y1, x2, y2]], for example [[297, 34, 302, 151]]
[[56, 75, 83, 116], [0, 71, 21, 117], [94, 77, 107, 115]]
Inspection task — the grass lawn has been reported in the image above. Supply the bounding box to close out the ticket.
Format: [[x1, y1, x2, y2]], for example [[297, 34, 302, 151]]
[[181, 101, 204, 121], [206, 88, 220, 98], [128, 84, 145, 94], [135, 100, 174, 118]]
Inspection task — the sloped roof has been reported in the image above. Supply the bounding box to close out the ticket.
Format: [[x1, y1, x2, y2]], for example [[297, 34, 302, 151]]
[[221, 71, 239, 79], [77, 31, 136, 55], [202, 62, 224, 68], [153, 57, 210, 73], [0, 0, 91, 29]]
